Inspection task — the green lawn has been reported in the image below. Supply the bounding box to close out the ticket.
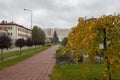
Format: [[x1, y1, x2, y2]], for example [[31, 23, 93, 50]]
[[51, 64, 120, 80], [0, 46, 42, 59], [0, 45, 50, 71]]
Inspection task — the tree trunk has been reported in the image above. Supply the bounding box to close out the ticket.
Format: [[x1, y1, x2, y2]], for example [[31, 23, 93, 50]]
[[103, 28, 111, 80], [1, 49, 3, 61], [19, 47, 22, 55], [100, 55, 102, 61]]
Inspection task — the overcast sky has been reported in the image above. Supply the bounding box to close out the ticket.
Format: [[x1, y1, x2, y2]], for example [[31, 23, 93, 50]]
[[0, 0, 120, 29]]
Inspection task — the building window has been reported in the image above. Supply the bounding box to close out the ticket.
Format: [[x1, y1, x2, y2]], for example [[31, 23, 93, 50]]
[[18, 28, 20, 31], [7, 27, 10, 30]]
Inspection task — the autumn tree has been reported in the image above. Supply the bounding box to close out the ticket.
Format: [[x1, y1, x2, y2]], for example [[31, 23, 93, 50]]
[[64, 15, 120, 80], [61, 37, 68, 46], [94, 15, 120, 80], [0, 35, 11, 61]]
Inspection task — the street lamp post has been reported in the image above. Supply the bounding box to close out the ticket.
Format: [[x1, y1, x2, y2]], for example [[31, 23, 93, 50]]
[[24, 9, 33, 39], [24, 9, 32, 29]]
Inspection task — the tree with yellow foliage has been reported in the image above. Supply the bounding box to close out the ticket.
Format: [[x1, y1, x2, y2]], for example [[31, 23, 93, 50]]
[[64, 14, 120, 80]]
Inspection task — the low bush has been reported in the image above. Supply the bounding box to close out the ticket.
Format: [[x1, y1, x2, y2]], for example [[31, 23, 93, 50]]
[[56, 47, 74, 64]]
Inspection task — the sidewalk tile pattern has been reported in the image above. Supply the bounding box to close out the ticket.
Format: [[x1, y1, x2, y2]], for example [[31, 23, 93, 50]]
[[0, 45, 59, 80]]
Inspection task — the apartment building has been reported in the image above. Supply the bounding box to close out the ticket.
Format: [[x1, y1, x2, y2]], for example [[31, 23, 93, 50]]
[[43, 28, 71, 42], [0, 21, 31, 43]]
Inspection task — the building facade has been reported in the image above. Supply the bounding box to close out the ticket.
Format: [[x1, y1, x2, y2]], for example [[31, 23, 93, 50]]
[[0, 21, 31, 43], [43, 28, 71, 42]]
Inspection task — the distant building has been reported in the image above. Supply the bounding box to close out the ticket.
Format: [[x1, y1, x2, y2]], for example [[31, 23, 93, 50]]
[[43, 28, 71, 42], [0, 20, 31, 43]]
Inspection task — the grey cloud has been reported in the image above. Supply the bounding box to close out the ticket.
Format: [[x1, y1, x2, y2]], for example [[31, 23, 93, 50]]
[[0, 0, 120, 28]]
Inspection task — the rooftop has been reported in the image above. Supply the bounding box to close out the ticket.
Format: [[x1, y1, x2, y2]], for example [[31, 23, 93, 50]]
[[0, 20, 31, 31]]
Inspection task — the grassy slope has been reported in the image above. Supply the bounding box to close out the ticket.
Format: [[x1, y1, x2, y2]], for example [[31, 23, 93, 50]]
[[51, 64, 103, 80], [51, 64, 120, 80]]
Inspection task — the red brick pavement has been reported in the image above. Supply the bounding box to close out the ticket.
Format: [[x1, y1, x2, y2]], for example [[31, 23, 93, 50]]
[[0, 45, 59, 80]]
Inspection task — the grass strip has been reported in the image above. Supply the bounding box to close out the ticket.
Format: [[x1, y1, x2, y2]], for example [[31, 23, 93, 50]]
[[0, 46, 41, 59]]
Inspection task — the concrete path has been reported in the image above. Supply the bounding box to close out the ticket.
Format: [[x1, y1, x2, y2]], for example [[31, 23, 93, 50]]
[[0, 45, 59, 80]]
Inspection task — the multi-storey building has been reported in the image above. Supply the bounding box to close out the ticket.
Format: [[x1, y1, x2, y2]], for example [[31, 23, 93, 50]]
[[43, 28, 71, 42], [0, 21, 31, 43]]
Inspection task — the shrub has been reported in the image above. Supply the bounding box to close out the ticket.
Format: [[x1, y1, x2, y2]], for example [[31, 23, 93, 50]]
[[15, 38, 25, 55], [56, 47, 73, 64], [0, 35, 11, 60], [26, 38, 33, 47]]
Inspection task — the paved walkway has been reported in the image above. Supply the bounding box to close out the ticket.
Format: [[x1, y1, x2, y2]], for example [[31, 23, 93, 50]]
[[0, 45, 59, 80]]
